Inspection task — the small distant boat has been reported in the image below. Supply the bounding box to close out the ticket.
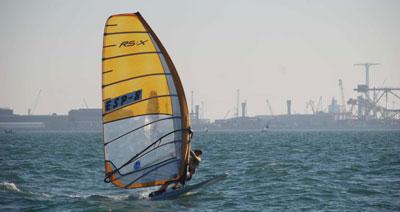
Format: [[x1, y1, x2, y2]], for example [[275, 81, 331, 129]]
[[261, 121, 271, 132], [4, 129, 14, 134]]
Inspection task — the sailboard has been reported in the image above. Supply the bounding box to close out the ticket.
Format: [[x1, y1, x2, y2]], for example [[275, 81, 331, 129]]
[[150, 174, 228, 200], [101, 12, 191, 190]]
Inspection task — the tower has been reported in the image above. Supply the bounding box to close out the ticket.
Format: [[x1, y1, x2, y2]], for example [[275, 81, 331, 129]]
[[354, 63, 380, 99], [287, 100, 292, 115]]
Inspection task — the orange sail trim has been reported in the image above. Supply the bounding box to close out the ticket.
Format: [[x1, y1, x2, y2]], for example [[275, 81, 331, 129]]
[[125, 178, 178, 189], [104, 161, 125, 188], [105, 161, 178, 189]]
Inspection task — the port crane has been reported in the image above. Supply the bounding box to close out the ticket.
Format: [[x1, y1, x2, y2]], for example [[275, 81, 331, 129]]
[[352, 62, 400, 119], [83, 99, 89, 109], [306, 100, 316, 114], [338, 79, 347, 119], [354, 63, 380, 99], [317, 96, 324, 113], [28, 90, 42, 115], [223, 110, 231, 119], [266, 99, 274, 116]]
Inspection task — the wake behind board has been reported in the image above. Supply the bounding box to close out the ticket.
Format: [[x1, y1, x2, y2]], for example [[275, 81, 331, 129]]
[[150, 173, 227, 200]]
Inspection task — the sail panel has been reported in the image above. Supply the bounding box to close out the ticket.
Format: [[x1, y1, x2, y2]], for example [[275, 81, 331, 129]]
[[102, 12, 190, 189], [103, 62, 178, 123], [103, 33, 156, 59], [103, 96, 175, 124], [102, 54, 165, 86], [104, 114, 182, 144], [105, 15, 146, 33], [103, 74, 172, 100], [105, 115, 177, 167], [104, 115, 181, 188]]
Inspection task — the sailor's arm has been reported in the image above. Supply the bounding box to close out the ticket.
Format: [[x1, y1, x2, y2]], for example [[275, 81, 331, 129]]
[[190, 150, 201, 162]]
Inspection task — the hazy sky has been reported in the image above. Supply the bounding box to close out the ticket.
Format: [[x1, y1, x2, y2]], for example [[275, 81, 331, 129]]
[[1, 0, 399, 119]]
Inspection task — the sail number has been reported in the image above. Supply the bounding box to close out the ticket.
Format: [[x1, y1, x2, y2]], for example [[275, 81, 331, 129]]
[[105, 89, 142, 112], [119, 40, 148, 48]]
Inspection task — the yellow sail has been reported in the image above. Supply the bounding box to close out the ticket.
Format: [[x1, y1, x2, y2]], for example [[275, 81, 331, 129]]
[[102, 12, 190, 189]]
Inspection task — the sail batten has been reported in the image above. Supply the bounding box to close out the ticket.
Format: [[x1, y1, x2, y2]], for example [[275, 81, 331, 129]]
[[104, 116, 183, 146], [104, 32, 149, 36], [103, 73, 172, 88], [102, 12, 190, 189], [102, 51, 161, 61]]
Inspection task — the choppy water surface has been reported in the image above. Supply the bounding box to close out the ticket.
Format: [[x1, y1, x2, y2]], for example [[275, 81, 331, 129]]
[[1, 130, 399, 211]]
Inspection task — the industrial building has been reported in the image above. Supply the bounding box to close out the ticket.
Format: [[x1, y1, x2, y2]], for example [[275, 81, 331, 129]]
[[209, 62, 400, 130], [1, 62, 399, 132], [0, 108, 101, 132]]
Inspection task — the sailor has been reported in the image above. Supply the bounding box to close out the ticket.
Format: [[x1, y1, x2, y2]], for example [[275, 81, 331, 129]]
[[149, 149, 202, 197], [187, 149, 202, 181], [171, 149, 202, 190]]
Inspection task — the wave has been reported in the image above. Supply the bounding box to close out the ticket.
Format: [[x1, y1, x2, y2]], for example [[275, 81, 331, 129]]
[[0, 181, 153, 201], [0, 182, 21, 192], [97, 191, 151, 201], [61, 193, 145, 201], [98, 190, 154, 201], [0, 181, 54, 199]]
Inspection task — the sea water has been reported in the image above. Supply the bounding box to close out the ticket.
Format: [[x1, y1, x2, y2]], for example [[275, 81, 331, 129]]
[[1, 130, 399, 211]]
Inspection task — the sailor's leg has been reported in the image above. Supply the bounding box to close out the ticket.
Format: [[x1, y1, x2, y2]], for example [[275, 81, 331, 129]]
[[149, 183, 168, 197]]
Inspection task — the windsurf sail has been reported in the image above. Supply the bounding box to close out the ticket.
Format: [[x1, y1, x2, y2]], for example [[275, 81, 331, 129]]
[[102, 12, 191, 189]]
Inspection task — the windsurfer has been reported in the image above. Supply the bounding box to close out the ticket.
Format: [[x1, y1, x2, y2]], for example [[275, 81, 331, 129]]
[[149, 149, 202, 197], [187, 149, 202, 181], [174, 148, 202, 187]]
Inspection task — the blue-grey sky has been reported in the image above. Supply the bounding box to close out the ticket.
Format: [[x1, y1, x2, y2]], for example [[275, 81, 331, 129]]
[[0, 0, 399, 119]]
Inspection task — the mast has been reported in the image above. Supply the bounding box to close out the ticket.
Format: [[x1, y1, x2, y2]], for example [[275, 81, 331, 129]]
[[236, 89, 240, 118], [338, 79, 346, 119], [136, 12, 190, 181]]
